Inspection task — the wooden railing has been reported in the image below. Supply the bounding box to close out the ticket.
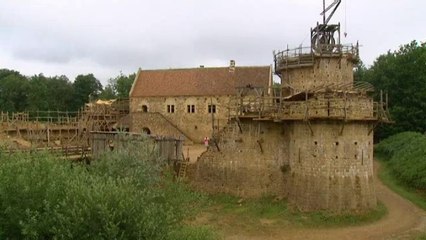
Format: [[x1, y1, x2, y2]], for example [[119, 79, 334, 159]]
[[2, 146, 91, 160], [230, 96, 389, 122], [274, 43, 359, 71]]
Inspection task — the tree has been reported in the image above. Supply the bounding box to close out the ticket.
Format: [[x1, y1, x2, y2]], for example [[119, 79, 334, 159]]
[[361, 41, 426, 140], [115, 73, 135, 98], [25, 74, 75, 112], [47, 75, 74, 111], [353, 61, 367, 83], [71, 74, 103, 111], [98, 72, 135, 100], [0, 69, 30, 112], [99, 84, 116, 99], [27, 74, 49, 111]]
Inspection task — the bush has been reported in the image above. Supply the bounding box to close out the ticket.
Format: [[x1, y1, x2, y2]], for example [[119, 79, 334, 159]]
[[0, 137, 212, 239], [375, 131, 426, 190], [374, 131, 424, 160]]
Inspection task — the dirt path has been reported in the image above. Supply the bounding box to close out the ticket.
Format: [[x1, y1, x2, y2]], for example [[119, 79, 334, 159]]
[[226, 161, 426, 240]]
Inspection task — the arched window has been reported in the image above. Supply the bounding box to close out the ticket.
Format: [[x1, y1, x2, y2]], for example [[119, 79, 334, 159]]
[[141, 105, 148, 112], [142, 127, 151, 135]]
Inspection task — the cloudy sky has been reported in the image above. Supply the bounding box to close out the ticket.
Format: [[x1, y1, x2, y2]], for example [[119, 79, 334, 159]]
[[1, 0, 425, 85]]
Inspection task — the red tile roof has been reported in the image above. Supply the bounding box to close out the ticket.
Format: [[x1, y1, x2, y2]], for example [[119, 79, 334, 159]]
[[130, 66, 271, 97]]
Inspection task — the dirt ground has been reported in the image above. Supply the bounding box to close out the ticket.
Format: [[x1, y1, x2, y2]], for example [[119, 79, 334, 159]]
[[186, 145, 426, 240]]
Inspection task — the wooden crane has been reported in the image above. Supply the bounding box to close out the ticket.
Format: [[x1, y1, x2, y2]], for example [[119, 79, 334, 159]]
[[311, 0, 342, 53]]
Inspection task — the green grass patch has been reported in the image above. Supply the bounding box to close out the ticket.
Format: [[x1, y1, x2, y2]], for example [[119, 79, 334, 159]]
[[296, 201, 387, 228], [374, 131, 426, 211], [206, 194, 387, 229], [378, 158, 426, 211], [375, 132, 426, 189], [210, 194, 288, 219]]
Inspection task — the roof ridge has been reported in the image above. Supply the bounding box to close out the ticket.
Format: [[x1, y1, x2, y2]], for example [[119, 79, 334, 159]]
[[138, 65, 270, 72]]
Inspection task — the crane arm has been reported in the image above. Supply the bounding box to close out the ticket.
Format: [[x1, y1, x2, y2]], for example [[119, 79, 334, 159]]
[[320, 0, 341, 25]]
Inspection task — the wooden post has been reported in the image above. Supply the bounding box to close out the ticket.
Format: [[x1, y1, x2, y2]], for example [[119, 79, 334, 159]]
[[47, 125, 50, 147]]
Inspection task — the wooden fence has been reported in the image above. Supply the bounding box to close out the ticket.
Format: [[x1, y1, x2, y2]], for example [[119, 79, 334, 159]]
[[90, 131, 183, 162]]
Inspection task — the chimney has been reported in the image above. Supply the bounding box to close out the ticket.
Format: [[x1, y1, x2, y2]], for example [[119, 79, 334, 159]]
[[229, 60, 235, 73]]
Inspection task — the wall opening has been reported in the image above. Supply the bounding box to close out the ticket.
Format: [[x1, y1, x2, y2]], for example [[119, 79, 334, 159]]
[[208, 104, 216, 113], [142, 127, 151, 135], [187, 105, 195, 113], [142, 105, 148, 112], [167, 105, 175, 113]]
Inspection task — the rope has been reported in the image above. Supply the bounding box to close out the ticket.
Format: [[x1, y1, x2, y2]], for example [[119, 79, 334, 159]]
[[344, 0, 348, 37]]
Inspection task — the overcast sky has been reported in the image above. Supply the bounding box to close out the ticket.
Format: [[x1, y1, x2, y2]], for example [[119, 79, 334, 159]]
[[1, 0, 425, 85]]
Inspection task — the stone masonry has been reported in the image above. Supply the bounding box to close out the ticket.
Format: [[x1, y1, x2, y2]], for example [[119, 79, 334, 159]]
[[191, 20, 390, 213], [189, 120, 290, 197], [129, 63, 272, 144]]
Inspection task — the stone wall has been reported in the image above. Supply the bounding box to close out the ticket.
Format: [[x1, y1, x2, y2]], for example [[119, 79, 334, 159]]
[[284, 57, 353, 91], [131, 112, 192, 144], [130, 96, 231, 143], [189, 120, 290, 198], [287, 121, 376, 212], [190, 118, 376, 213]]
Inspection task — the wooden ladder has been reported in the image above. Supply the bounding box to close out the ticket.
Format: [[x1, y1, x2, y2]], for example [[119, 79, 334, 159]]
[[178, 159, 189, 180]]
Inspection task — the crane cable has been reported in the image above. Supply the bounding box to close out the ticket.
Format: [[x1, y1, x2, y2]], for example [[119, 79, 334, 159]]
[[344, 0, 348, 37]]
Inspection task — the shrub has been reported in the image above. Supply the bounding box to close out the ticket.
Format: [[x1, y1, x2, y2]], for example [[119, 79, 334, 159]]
[[374, 131, 424, 160], [375, 131, 426, 190], [0, 137, 211, 239]]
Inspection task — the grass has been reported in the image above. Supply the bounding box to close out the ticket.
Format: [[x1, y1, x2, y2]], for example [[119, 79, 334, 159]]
[[377, 156, 426, 211], [297, 202, 387, 228], [202, 194, 387, 231], [376, 156, 426, 240]]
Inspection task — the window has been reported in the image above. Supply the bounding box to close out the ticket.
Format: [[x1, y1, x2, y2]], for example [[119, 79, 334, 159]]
[[141, 105, 148, 112], [187, 105, 195, 113], [208, 104, 216, 113], [167, 105, 175, 113]]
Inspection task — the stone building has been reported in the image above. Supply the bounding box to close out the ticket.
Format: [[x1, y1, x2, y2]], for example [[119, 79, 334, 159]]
[[129, 61, 272, 143], [190, 9, 391, 212]]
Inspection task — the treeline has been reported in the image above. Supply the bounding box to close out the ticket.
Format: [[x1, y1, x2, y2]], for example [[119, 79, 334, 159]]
[[356, 40, 426, 140], [0, 69, 135, 112]]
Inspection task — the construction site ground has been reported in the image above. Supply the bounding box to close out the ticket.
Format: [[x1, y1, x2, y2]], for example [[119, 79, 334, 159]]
[[185, 145, 426, 240]]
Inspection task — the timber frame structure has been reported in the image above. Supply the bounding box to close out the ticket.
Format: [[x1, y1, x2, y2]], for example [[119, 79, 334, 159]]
[[230, 81, 391, 125], [0, 99, 129, 150]]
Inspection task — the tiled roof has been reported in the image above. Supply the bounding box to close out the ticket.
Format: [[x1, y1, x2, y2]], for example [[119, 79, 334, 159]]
[[129, 65, 271, 97]]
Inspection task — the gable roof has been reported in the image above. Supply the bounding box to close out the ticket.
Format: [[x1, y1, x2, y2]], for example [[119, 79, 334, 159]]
[[129, 65, 272, 97]]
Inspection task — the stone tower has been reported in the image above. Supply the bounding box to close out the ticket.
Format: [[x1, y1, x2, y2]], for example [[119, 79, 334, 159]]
[[191, 1, 390, 213], [270, 3, 390, 212]]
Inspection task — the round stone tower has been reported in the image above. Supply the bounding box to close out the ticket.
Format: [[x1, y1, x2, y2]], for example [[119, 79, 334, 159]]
[[192, 1, 390, 213], [272, 12, 385, 212]]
